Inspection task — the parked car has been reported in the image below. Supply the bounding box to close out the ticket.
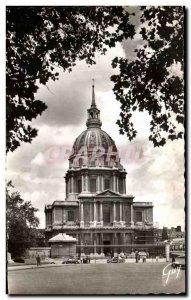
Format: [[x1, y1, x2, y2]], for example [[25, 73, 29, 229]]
[[107, 256, 125, 263], [138, 251, 147, 258], [173, 254, 185, 269], [13, 257, 25, 263], [43, 257, 55, 264], [62, 256, 80, 264]]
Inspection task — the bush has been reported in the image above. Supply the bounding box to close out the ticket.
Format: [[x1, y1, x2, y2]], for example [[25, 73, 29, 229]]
[[13, 257, 25, 263]]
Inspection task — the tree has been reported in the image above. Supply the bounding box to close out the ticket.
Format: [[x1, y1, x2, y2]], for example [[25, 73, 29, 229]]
[[6, 181, 40, 257], [161, 227, 169, 241], [111, 6, 184, 147], [6, 6, 135, 152]]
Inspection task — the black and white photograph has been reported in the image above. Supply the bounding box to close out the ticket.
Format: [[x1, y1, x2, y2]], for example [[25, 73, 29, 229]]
[[5, 4, 186, 295]]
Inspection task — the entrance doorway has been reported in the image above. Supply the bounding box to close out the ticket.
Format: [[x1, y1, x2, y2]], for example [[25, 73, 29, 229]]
[[103, 241, 111, 256]]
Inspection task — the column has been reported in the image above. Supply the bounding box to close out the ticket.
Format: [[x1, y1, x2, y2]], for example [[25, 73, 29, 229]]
[[71, 176, 74, 193], [86, 175, 89, 192], [113, 233, 117, 256], [100, 233, 104, 255], [120, 232, 125, 255], [89, 202, 92, 226], [119, 202, 123, 224], [113, 202, 116, 225], [84, 175, 87, 192], [130, 204, 134, 226], [116, 177, 119, 192], [113, 175, 116, 192], [62, 208, 66, 225], [80, 202, 84, 227], [100, 202, 103, 225], [90, 232, 93, 255], [97, 175, 100, 193], [123, 232, 126, 247], [94, 234, 97, 254], [81, 233, 85, 256], [93, 201, 97, 226], [101, 175, 104, 191], [76, 233, 80, 256], [82, 175, 84, 193], [68, 177, 71, 193]]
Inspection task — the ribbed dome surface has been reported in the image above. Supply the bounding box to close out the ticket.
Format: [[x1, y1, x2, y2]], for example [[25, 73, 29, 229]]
[[69, 128, 119, 167], [73, 128, 117, 153]]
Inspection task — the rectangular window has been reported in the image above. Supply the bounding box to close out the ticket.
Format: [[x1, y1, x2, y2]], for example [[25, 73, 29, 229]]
[[77, 180, 82, 193], [90, 178, 96, 192], [104, 179, 110, 190], [68, 210, 74, 221], [136, 211, 142, 222], [103, 204, 111, 224]]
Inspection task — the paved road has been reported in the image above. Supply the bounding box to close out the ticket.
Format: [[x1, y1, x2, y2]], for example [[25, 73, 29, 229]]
[[8, 262, 185, 295]]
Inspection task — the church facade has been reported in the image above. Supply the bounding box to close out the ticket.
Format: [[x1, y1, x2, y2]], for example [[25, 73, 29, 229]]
[[45, 84, 154, 257]]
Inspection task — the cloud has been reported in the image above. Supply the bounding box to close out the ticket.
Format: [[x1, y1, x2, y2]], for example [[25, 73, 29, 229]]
[[31, 152, 46, 166], [34, 43, 126, 128]]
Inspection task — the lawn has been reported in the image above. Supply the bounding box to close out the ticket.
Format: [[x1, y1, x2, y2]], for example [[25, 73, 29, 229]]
[[8, 262, 185, 295]]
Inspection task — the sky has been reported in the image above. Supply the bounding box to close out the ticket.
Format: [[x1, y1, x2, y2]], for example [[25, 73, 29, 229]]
[[6, 8, 185, 230]]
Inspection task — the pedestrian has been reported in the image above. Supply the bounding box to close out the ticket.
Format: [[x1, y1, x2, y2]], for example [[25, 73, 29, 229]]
[[36, 254, 41, 266], [172, 256, 175, 268], [135, 251, 138, 263]]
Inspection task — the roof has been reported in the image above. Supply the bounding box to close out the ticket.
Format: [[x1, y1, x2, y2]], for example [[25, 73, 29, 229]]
[[48, 233, 77, 243], [171, 238, 185, 244], [133, 202, 153, 207]]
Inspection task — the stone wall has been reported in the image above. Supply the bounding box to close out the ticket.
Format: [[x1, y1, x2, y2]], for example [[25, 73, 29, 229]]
[[133, 206, 153, 224], [50, 243, 76, 258], [28, 247, 51, 258]]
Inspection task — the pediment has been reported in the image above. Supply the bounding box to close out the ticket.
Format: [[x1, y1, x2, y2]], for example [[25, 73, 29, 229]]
[[96, 189, 120, 197]]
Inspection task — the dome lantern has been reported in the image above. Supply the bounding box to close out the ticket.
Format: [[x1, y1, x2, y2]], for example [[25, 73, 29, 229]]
[[86, 80, 102, 129]]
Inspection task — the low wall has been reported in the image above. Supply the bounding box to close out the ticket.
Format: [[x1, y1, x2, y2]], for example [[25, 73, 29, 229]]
[[28, 247, 51, 258]]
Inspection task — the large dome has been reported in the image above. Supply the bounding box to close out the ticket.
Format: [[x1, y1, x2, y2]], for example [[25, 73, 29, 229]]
[[69, 83, 121, 169], [72, 128, 117, 154], [69, 127, 119, 168]]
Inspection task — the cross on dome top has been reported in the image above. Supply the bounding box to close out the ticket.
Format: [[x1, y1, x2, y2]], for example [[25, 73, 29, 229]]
[[91, 78, 96, 107]]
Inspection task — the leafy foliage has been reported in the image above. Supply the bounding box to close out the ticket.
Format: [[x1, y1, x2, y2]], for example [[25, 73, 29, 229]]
[[6, 181, 40, 257], [6, 6, 135, 152], [161, 227, 169, 241], [111, 6, 184, 147]]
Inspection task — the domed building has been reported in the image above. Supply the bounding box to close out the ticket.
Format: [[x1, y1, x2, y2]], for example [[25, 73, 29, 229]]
[[45, 84, 154, 257]]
